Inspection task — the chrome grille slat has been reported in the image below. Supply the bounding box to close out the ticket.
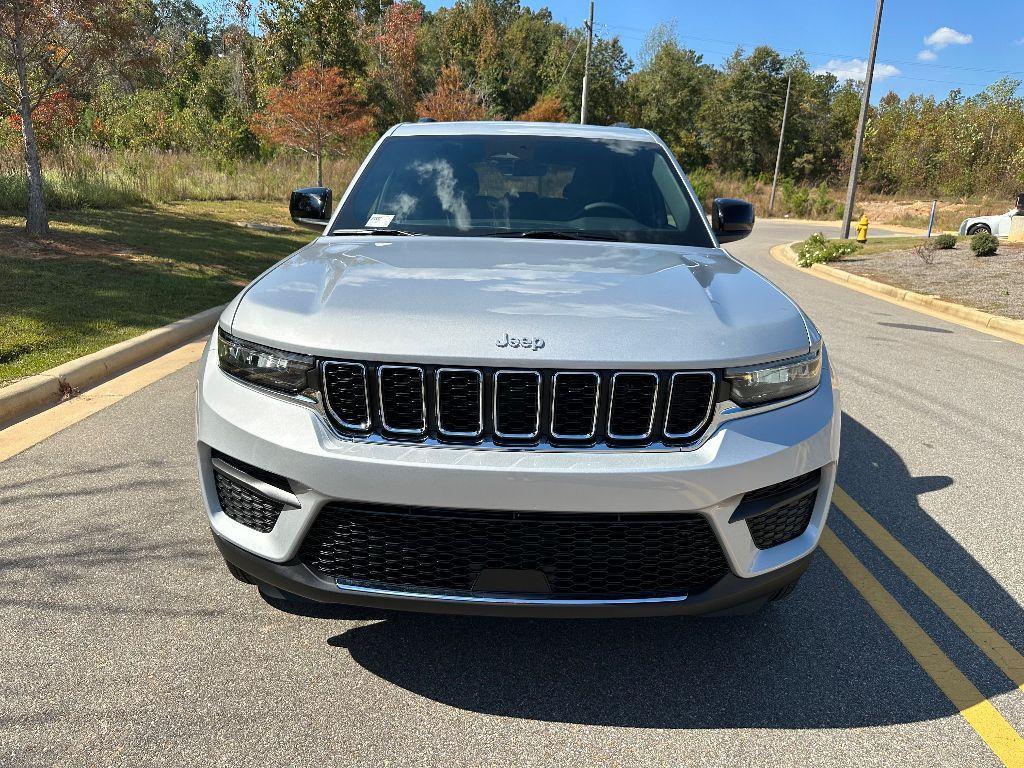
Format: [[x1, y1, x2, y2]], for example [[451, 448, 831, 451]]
[[550, 372, 600, 440], [377, 365, 427, 435], [321, 363, 716, 447], [436, 368, 483, 438], [607, 372, 659, 441], [321, 361, 370, 431], [664, 372, 716, 439], [493, 370, 541, 440]]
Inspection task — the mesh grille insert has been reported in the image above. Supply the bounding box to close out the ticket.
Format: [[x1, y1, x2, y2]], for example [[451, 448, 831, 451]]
[[378, 366, 425, 433], [665, 373, 715, 438], [437, 369, 482, 436], [746, 491, 817, 549], [551, 373, 599, 439], [322, 362, 369, 430], [494, 371, 540, 438], [608, 373, 658, 439], [213, 470, 284, 533], [299, 503, 731, 598]]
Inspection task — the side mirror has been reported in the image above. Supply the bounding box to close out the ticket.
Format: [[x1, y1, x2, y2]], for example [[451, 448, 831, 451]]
[[290, 187, 332, 231], [711, 198, 755, 243]]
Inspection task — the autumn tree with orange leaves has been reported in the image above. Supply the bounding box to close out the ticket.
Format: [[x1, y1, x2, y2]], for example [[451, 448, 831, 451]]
[[375, 2, 423, 123], [516, 95, 566, 123], [252, 64, 371, 187], [416, 64, 487, 122]]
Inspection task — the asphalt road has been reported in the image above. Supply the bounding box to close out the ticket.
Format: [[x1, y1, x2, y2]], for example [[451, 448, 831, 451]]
[[2, 221, 1022, 767]]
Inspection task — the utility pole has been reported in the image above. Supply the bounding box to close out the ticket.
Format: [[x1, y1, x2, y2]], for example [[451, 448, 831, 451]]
[[768, 74, 792, 213], [580, 1, 594, 124], [841, 0, 884, 239]]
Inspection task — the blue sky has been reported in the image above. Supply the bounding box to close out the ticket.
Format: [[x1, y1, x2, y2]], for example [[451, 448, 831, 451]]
[[422, 0, 1024, 102]]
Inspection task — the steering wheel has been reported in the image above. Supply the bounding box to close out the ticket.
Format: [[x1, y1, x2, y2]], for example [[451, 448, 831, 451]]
[[571, 201, 636, 220]]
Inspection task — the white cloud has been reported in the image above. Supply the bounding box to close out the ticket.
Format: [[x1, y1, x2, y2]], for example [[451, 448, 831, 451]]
[[924, 27, 972, 48], [815, 59, 901, 82], [916, 49, 938, 61]]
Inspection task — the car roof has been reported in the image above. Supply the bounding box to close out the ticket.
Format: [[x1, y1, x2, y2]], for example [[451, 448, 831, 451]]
[[389, 120, 659, 143]]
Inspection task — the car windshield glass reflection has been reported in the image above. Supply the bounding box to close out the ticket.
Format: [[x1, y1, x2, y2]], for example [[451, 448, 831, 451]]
[[332, 134, 715, 248]]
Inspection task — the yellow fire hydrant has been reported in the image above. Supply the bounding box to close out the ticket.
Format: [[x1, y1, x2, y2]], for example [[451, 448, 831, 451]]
[[856, 214, 869, 243]]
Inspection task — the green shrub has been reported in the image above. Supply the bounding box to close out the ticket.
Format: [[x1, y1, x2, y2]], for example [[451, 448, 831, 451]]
[[781, 178, 810, 218], [970, 232, 999, 256], [932, 233, 956, 250], [795, 232, 862, 267]]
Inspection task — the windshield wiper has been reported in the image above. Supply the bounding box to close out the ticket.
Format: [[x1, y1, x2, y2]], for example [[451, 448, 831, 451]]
[[330, 228, 421, 237], [486, 229, 622, 242]]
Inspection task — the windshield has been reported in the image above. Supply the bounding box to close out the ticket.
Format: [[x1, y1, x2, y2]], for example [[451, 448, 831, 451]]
[[332, 134, 715, 247]]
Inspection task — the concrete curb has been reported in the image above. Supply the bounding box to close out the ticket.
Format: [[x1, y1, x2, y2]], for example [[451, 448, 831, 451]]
[[770, 244, 1024, 344], [0, 305, 225, 427], [761, 217, 929, 235]]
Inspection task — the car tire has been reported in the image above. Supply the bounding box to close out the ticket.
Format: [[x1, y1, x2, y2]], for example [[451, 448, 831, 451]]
[[967, 224, 991, 236], [769, 575, 802, 602], [225, 561, 256, 584]]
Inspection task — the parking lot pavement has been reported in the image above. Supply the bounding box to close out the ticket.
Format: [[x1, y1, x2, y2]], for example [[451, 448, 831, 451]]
[[1, 221, 1022, 767]]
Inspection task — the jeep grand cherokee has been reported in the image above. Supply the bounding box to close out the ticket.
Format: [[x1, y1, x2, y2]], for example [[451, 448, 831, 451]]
[[196, 121, 839, 617]]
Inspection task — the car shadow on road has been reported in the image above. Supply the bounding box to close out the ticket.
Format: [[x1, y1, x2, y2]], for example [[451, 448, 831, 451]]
[[292, 412, 1022, 730]]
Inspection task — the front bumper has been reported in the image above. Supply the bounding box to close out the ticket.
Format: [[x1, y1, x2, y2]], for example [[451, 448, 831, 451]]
[[197, 340, 840, 616]]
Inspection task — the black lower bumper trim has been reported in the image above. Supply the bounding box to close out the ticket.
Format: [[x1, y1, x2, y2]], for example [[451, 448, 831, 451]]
[[213, 532, 814, 618]]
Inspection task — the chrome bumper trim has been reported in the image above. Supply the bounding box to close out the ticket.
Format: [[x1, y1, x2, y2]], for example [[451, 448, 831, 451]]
[[211, 457, 301, 508], [334, 580, 689, 606]]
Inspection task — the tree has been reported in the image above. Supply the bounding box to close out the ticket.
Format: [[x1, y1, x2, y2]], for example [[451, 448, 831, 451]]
[[516, 94, 565, 122], [251, 64, 371, 186], [374, 1, 422, 122], [626, 31, 714, 167], [258, 0, 363, 76], [416, 63, 487, 121], [541, 32, 631, 125], [0, 0, 138, 234]]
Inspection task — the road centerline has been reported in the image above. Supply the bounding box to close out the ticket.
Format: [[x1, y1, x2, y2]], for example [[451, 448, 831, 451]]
[[833, 485, 1024, 694], [820, 527, 1024, 766]]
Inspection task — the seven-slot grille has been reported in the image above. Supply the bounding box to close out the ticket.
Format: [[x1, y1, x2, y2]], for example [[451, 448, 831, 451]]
[[321, 362, 716, 447]]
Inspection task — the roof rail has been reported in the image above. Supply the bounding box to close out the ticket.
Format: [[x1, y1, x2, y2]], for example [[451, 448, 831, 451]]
[[417, 117, 436, 123], [611, 121, 630, 128]]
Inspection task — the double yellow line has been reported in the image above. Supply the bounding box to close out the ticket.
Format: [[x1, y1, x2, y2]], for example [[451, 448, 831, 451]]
[[823, 487, 1024, 766]]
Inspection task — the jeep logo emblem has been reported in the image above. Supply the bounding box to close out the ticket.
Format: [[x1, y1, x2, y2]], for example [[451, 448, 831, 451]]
[[496, 332, 545, 351]]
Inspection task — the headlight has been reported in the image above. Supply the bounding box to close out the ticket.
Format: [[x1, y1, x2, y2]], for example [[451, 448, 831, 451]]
[[725, 347, 822, 406], [217, 329, 315, 395]]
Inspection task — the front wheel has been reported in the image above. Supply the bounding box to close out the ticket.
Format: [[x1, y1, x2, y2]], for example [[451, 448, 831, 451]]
[[769, 574, 803, 602], [967, 224, 991, 236]]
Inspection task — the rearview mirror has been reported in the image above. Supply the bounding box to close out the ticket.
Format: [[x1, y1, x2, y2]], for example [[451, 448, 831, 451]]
[[290, 187, 332, 231], [711, 198, 755, 244]]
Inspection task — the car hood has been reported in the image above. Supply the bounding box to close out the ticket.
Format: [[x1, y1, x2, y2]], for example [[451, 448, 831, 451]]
[[227, 236, 812, 368]]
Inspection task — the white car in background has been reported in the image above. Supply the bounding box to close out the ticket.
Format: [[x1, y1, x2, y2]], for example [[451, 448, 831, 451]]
[[959, 207, 1023, 237]]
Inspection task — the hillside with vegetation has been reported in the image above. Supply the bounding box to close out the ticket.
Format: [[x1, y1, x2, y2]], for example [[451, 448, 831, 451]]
[[3, 0, 1024, 233]]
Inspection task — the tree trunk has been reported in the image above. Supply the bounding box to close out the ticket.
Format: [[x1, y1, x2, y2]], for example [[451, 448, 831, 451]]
[[316, 151, 323, 187], [12, 2, 49, 236]]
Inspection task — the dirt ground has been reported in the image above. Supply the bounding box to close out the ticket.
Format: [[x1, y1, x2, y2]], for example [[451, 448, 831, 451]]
[[835, 241, 1024, 320]]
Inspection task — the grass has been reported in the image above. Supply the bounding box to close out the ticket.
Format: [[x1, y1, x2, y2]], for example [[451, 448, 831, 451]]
[[0, 147, 360, 210], [0, 201, 314, 385]]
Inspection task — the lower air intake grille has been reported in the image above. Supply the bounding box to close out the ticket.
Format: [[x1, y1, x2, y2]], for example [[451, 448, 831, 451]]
[[299, 503, 730, 598], [746, 491, 817, 549], [213, 470, 284, 533]]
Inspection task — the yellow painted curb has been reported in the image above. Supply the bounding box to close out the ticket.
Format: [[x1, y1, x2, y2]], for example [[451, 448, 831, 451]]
[[770, 243, 1024, 345], [0, 304, 225, 428], [0, 340, 207, 463]]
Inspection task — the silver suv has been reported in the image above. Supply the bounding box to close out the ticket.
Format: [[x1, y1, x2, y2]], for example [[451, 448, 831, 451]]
[[196, 121, 839, 617]]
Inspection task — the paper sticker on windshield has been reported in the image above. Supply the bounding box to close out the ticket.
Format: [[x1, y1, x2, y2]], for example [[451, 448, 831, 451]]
[[365, 213, 395, 228]]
